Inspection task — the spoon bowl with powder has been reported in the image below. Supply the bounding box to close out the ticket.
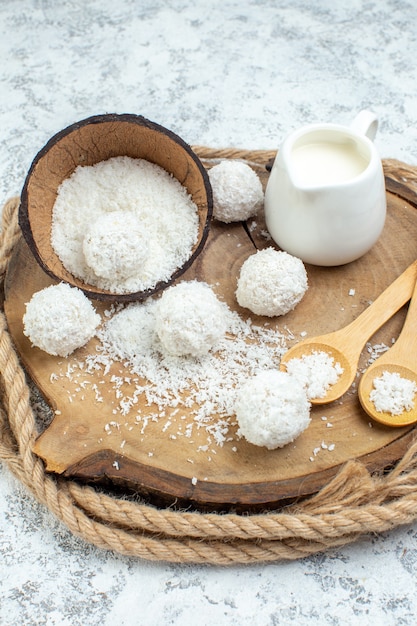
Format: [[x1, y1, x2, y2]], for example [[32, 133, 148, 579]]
[[358, 275, 417, 427], [280, 260, 417, 404]]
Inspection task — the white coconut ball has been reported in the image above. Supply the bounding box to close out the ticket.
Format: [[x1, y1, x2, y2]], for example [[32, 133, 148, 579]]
[[236, 247, 308, 317], [23, 283, 101, 357], [83, 210, 149, 281], [208, 160, 264, 223], [155, 281, 228, 357], [235, 370, 311, 450]]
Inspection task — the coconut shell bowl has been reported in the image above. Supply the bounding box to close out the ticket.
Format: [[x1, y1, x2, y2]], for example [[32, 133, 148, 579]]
[[18, 113, 213, 302]]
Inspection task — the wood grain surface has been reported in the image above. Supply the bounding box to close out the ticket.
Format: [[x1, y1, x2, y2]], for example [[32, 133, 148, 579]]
[[4, 157, 417, 512]]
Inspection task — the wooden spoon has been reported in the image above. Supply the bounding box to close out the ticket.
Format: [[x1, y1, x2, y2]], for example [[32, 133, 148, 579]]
[[280, 260, 417, 404], [358, 273, 417, 427]]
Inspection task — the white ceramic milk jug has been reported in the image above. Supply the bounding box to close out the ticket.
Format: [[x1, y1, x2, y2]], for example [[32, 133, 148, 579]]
[[264, 111, 386, 266]]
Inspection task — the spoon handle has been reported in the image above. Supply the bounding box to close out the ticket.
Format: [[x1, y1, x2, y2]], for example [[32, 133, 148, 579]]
[[371, 269, 417, 369], [340, 260, 417, 361]]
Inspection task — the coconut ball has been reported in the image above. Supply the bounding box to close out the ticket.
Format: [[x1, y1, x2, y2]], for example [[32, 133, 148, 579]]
[[208, 160, 264, 223], [235, 370, 311, 450], [83, 210, 149, 281], [23, 283, 101, 357], [236, 247, 308, 317], [155, 281, 228, 357]]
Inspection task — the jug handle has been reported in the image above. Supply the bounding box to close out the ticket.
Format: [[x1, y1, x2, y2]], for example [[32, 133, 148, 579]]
[[350, 110, 378, 141]]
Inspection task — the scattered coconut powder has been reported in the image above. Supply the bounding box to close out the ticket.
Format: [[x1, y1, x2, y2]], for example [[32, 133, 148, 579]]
[[285, 350, 344, 400], [366, 341, 391, 364], [94, 293, 288, 433], [51, 156, 199, 294], [34, 287, 346, 451], [42, 284, 290, 449], [369, 370, 417, 415]]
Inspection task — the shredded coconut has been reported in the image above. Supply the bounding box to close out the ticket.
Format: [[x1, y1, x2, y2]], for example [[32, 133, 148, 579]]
[[369, 370, 417, 415], [234, 370, 311, 449], [155, 281, 228, 357], [51, 156, 199, 293], [366, 341, 390, 365], [208, 160, 264, 223], [23, 283, 100, 357], [285, 350, 344, 400], [236, 248, 308, 317], [73, 282, 290, 446]]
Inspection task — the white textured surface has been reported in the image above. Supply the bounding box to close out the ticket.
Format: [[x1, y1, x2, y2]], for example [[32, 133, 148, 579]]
[[2, 1, 417, 624]]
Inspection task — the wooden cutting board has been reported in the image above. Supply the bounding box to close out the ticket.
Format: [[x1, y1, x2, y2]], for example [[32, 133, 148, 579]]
[[4, 157, 417, 512]]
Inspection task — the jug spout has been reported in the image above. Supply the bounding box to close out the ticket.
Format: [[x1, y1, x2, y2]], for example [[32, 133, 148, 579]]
[[279, 138, 316, 193]]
